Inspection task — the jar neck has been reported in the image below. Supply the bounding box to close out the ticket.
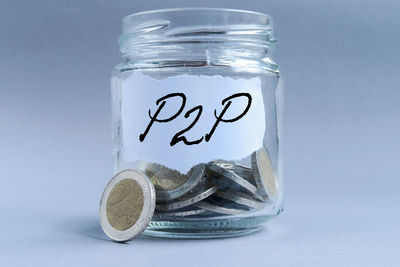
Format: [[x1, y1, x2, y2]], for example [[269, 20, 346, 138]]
[[118, 8, 279, 74]]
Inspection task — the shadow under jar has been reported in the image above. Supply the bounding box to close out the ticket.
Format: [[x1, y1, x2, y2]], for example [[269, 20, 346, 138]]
[[111, 8, 283, 239]]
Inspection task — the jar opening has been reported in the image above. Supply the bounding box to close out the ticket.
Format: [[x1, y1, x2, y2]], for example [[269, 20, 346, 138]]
[[118, 8, 277, 73]]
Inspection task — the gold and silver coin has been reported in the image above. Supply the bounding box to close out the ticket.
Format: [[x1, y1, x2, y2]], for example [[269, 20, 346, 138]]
[[99, 170, 156, 242], [142, 162, 205, 202], [251, 148, 279, 202]]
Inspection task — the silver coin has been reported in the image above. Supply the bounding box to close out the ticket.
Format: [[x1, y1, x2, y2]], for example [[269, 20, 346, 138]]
[[234, 165, 255, 182], [99, 169, 156, 242], [142, 163, 205, 201], [214, 191, 266, 209], [207, 163, 263, 200], [251, 148, 279, 202], [195, 201, 249, 215], [210, 161, 255, 185], [154, 207, 207, 217], [156, 183, 218, 211]]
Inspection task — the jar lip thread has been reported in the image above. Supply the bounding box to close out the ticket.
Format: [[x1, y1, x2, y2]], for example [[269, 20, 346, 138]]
[[118, 8, 277, 73]]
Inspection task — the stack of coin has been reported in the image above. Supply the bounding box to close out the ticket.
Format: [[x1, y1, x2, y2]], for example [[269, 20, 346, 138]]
[[150, 148, 279, 218], [99, 148, 279, 241]]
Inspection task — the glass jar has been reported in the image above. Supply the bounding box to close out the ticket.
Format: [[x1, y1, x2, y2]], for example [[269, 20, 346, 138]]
[[111, 8, 282, 238]]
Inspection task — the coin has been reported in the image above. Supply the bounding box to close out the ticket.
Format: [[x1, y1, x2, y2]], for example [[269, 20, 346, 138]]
[[154, 206, 207, 217], [143, 163, 205, 201], [99, 169, 155, 242], [209, 161, 256, 185], [156, 182, 218, 211], [214, 191, 266, 209], [251, 148, 279, 202], [207, 163, 263, 200], [195, 201, 249, 215], [233, 165, 255, 183]]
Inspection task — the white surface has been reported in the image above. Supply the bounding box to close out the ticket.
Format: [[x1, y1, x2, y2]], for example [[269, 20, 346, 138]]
[[1, 192, 398, 267]]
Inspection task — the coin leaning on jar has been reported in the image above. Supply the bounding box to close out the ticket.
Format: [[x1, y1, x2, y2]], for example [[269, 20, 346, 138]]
[[251, 148, 279, 203], [142, 162, 206, 202], [99, 169, 156, 242]]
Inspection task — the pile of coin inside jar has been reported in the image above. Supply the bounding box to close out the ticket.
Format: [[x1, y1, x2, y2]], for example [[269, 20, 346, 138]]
[[100, 148, 278, 242]]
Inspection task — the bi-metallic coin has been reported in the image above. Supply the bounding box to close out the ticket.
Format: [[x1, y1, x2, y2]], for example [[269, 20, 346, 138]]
[[251, 148, 279, 202], [99, 170, 155, 242]]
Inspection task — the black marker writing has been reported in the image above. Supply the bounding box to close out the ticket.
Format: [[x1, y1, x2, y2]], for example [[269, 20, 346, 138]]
[[205, 93, 252, 142], [139, 93, 186, 142]]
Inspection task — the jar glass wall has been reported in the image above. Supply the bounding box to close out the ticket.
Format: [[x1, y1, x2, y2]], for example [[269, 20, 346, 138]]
[[111, 8, 283, 238]]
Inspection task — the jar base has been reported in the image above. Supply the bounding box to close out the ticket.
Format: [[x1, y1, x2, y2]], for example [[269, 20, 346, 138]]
[[143, 215, 275, 239], [143, 227, 262, 239]]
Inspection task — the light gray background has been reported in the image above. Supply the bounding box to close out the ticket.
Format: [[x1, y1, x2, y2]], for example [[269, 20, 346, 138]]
[[1, 1, 399, 266]]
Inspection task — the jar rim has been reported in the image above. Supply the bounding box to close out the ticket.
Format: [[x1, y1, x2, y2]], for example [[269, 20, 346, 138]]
[[122, 7, 272, 25], [121, 8, 274, 35]]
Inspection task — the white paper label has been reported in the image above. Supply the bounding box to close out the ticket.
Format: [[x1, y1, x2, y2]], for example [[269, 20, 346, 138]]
[[121, 72, 265, 173]]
